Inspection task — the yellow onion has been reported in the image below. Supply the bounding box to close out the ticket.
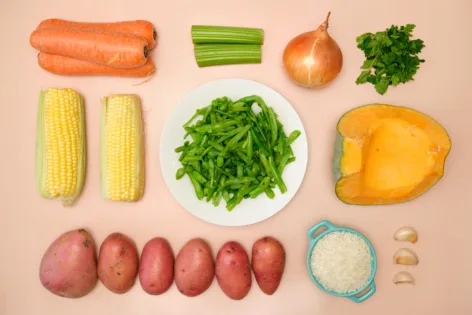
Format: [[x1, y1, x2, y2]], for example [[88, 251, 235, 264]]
[[283, 12, 343, 88]]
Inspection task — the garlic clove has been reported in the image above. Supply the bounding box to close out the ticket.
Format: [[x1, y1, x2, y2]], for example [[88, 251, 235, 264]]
[[393, 271, 415, 285], [394, 248, 419, 265], [394, 226, 418, 244]]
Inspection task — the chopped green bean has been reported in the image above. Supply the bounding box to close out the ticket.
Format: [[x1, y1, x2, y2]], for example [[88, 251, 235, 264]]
[[188, 173, 204, 200], [174, 95, 301, 210], [269, 156, 287, 194], [237, 163, 244, 179], [222, 189, 230, 202], [225, 178, 255, 186], [287, 130, 301, 145], [249, 177, 270, 198], [278, 151, 291, 174], [183, 156, 202, 162], [222, 124, 252, 153], [217, 155, 224, 167], [200, 135, 208, 147], [195, 120, 239, 133], [268, 108, 278, 146], [176, 168, 186, 180], [190, 161, 201, 172], [247, 130, 253, 161], [210, 112, 217, 124], [265, 187, 275, 199], [212, 190, 223, 206], [245, 168, 258, 183], [175, 145, 186, 153], [192, 171, 207, 184], [208, 140, 225, 151], [259, 153, 272, 179]]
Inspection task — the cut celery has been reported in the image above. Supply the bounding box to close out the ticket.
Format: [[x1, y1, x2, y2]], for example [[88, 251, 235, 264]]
[[194, 44, 262, 67], [191, 25, 264, 45]]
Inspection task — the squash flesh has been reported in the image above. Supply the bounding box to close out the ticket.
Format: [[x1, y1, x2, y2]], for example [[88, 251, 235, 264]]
[[335, 104, 451, 205]]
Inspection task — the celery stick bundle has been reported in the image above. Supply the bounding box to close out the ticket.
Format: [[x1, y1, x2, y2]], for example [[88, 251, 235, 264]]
[[191, 25, 264, 67]]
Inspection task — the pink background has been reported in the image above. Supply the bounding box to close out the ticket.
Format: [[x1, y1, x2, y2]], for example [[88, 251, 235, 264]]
[[1, 0, 471, 314]]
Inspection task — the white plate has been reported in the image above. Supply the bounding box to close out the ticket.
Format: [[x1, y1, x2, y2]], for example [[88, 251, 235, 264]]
[[160, 78, 308, 226]]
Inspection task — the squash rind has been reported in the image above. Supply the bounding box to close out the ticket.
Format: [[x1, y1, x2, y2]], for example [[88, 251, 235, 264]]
[[332, 131, 343, 182]]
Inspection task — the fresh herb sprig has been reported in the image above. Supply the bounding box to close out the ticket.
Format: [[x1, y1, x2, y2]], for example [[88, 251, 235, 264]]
[[355, 24, 425, 95]]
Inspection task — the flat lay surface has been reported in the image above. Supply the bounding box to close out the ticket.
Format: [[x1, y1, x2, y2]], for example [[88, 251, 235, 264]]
[[1, 0, 471, 314]]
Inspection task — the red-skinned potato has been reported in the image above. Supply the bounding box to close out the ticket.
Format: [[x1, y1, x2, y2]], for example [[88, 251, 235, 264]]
[[39, 229, 97, 298], [174, 238, 214, 297], [97, 232, 139, 294], [215, 241, 251, 300], [251, 236, 286, 295], [139, 237, 174, 295]]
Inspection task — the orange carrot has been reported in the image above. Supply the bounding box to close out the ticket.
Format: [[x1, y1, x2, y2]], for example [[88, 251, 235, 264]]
[[30, 28, 148, 68], [38, 53, 155, 77], [37, 19, 157, 49]]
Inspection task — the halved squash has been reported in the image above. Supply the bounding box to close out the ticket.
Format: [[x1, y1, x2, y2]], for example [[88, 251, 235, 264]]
[[333, 104, 451, 205]]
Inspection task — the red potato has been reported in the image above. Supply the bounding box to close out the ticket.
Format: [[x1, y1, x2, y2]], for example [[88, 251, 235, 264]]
[[139, 237, 174, 295], [39, 229, 97, 298], [215, 241, 252, 300], [174, 238, 214, 297], [251, 236, 286, 295], [97, 232, 139, 294]]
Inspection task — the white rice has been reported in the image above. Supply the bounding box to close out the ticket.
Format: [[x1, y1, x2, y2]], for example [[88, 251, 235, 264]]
[[310, 231, 372, 294]]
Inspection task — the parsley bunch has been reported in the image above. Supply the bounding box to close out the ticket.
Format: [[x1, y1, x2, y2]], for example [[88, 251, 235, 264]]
[[355, 24, 425, 95]]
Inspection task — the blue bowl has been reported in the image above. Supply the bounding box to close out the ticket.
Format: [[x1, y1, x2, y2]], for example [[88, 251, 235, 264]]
[[306, 220, 377, 303]]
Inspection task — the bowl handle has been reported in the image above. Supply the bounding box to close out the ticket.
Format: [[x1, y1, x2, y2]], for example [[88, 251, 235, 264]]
[[348, 282, 376, 303], [307, 220, 336, 244]]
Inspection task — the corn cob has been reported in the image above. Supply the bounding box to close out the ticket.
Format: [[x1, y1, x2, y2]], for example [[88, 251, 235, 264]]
[[36, 88, 86, 206], [101, 94, 144, 202]]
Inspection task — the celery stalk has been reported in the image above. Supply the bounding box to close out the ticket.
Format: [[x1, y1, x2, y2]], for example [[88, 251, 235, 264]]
[[191, 25, 264, 45], [194, 44, 262, 67]]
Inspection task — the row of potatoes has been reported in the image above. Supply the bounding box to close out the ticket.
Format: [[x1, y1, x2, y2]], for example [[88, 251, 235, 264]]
[[39, 229, 286, 300]]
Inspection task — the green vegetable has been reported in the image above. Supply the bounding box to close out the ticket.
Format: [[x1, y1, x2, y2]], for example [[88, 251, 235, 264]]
[[265, 187, 275, 199], [176, 168, 186, 180], [355, 24, 425, 95], [191, 25, 264, 45], [188, 172, 204, 200], [175, 95, 301, 211], [249, 177, 271, 198], [194, 44, 262, 67]]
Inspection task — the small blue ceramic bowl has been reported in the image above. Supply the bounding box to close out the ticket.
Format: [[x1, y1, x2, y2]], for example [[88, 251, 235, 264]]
[[306, 220, 377, 303]]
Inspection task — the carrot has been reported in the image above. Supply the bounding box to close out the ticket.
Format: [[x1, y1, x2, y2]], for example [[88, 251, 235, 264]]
[[30, 28, 148, 68], [37, 19, 157, 49], [38, 53, 155, 77]]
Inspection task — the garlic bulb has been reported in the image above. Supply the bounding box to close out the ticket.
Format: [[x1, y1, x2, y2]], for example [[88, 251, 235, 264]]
[[393, 271, 415, 285], [394, 227, 418, 244], [394, 248, 419, 265]]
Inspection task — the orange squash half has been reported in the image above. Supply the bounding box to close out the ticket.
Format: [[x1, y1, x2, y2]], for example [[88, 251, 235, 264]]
[[333, 104, 451, 205]]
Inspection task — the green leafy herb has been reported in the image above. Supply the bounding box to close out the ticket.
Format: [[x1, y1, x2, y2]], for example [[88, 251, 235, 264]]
[[355, 24, 425, 95]]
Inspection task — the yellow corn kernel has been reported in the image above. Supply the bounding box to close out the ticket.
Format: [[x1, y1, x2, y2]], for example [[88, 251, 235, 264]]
[[101, 94, 144, 202], [36, 88, 86, 206]]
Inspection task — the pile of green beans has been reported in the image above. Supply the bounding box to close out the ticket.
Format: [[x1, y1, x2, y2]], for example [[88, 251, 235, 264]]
[[175, 95, 301, 211]]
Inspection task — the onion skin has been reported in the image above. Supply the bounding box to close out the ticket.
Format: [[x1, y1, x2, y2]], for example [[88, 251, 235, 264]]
[[283, 12, 343, 88]]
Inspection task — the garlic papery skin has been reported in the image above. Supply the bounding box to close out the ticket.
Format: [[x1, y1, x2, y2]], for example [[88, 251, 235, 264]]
[[393, 271, 415, 285], [394, 248, 419, 265], [394, 226, 418, 244]]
